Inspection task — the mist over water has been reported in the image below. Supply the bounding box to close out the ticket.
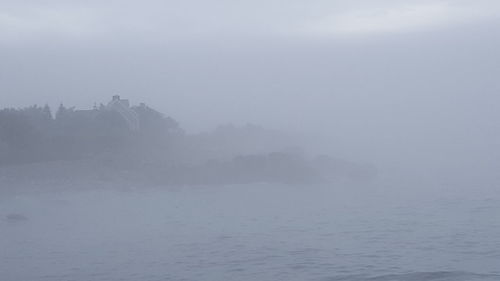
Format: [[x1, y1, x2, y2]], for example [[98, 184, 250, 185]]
[[3, 0, 500, 280], [2, 182, 500, 281]]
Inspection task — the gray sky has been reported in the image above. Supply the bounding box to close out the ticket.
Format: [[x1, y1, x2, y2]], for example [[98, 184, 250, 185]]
[[2, 0, 500, 181], [2, 0, 500, 39]]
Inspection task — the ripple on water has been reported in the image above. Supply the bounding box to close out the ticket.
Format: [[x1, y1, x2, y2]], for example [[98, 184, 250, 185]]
[[324, 271, 500, 281]]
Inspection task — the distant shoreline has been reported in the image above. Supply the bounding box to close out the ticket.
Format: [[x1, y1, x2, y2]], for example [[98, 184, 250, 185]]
[[1, 97, 376, 191], [0, 154, 377, 196]]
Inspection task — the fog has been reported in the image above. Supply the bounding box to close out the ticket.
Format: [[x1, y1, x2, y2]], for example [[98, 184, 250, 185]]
[[2, 1, 500, 280], [3, 1, 500, 185]]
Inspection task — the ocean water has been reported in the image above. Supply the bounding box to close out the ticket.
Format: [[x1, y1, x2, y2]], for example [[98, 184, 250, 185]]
[[1, 182, 500, 281]]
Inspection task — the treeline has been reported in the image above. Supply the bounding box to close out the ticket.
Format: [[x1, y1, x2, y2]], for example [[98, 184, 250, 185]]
[[0, 103, 181, 166], [0, 101, 378, 185]]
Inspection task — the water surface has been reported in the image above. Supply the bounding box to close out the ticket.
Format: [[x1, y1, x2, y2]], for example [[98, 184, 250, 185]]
[[2, 182, 499, 281]]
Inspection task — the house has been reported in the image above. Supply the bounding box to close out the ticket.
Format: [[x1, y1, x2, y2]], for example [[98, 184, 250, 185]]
[[69, 95, 141, 131], [106, 95, 140, 131]]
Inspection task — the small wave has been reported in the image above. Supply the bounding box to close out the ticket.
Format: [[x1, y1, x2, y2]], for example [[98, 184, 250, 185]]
[[325, 271, 500, 281]]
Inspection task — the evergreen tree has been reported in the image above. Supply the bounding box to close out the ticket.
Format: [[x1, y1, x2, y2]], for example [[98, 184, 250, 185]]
[[42, 104, 52, 120], [55, 104, 67, 120]]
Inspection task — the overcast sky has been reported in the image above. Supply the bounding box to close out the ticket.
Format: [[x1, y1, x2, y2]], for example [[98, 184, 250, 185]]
[[2, 0, 500, 181], [2, 0, 500, 39]]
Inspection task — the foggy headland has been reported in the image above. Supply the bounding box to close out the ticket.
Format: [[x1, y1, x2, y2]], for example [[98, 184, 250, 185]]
[[0, 95, 375, 190]]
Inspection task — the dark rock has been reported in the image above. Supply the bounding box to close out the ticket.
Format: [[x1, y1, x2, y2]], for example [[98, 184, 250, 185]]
[[5, 213, 28, 222]]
